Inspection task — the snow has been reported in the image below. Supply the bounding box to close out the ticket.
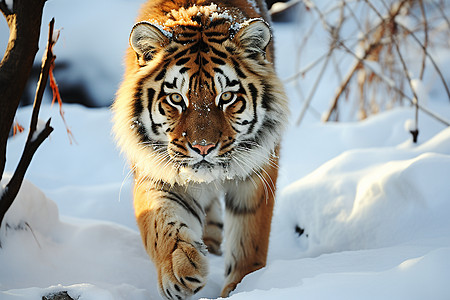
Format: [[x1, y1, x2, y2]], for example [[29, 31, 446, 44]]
[[2, 1, 450, 300]]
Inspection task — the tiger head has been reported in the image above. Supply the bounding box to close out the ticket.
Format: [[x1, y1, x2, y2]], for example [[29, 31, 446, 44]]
[[113, 5, 288, 185]]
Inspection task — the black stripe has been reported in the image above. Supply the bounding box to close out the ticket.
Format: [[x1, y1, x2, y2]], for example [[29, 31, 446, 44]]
[[174, 48, 189, 59], [201, 57, 209, 65], [158, 102, 165, 116], [147, 88, 156, 124], [226, 79, 240, 88], [164, 77, 178, 89], [147, 88, 163, 135], [204, 31, 225, 37], [233, 97, 246, 114], [167, 190, 204, 219], [133, 88, 143, 118], [166, 46, 178, 54], [207, 221, 224, 229], [225, 193, 262, 215], [209, 18, 228, 27], [210, 46, 227, 58], [230, 57, 246, 79], [225, 264, 232, 276], [180, 67, 190, 74], [225, 46, 235, 54], [209, 37, 228, 43], [211, 57, 226, 65], [231, 125, 241, 133], [176, 57, 190, 65], [247, 83, 258, 133], [260, 80, 274, 110], [155, 68, 166, 81], [171, 140, 187, 151], [165, 193, 202, 225], [184, 276, 201, 283], [220, 139, 235, 151], [213, 67, 224, 75], [237, 140, 256, 153], [171, 150, 189, 158], [248, 83, 258, 103], [177, 31, 197, 38], [202, 70, 213, 79]]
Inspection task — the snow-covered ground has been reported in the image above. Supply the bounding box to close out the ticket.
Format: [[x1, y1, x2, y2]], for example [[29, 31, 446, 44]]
[[1, 1, 450, 299]]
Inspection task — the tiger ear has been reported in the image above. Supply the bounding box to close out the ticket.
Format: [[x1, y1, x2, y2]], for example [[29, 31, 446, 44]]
[[234, 19, 271, 53], [130, 22, 170, 63]]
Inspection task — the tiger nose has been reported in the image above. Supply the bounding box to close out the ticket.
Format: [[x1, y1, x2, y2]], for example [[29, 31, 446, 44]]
[[191, 140, 216, 156]]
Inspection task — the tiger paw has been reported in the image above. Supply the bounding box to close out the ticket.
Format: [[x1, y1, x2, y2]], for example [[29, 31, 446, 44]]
[[158, 239, 209, 299], [221, 281, 238, 298]]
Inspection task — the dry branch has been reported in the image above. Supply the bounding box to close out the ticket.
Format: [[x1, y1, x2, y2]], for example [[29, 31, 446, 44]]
[[0, 0, 46, 183], [323, 0, 410, 122], [337, 37, 450, 127], [0, 19, 56, 229], [289, 0, 450, 132]]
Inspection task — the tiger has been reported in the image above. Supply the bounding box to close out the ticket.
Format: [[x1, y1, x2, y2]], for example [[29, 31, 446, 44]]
[[112, 0, 288, 298]]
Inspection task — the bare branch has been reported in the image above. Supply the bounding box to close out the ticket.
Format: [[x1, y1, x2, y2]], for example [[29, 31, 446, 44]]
[[296, 50, 332, 125], [322, 59, 361, 122], [395, 22, 450, 102], [322, 0, 415, 122], [418, 0, 428, 80], [336, 37, 450, 127], [392, 34, 419, 142], [0, 19, 56, 229]]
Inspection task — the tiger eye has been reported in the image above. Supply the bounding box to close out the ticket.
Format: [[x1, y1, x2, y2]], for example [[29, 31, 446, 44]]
[[221, 92, 233, 102], [170, 93, 183, 103]]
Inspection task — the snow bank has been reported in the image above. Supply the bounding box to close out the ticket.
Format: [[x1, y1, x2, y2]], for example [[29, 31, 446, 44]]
[[273, 127, 450, 259], [232, 122, 450, 300], [0, 176, 157, 300]]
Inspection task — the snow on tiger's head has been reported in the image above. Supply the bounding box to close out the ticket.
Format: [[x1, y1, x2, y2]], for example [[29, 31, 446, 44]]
[[112, 5, 288, 185]]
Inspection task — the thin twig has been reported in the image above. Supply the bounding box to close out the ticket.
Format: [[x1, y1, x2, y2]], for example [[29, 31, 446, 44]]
[[392, 34, 419, 142], [432, 0, 450, 29], [284, 52, 329, 83], [296, 1, 346, 125], [322, 59, 361, 122], [395, 22, 450, 102], [296, 49, 333, 125], [418, 0, 428, 80]]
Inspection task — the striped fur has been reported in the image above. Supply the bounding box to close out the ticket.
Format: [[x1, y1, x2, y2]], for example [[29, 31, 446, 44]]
[[112, 0, 288, 298]]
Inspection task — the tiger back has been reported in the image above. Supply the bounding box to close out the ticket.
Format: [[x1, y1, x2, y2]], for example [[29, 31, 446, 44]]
[[113, 0, 288, 298]]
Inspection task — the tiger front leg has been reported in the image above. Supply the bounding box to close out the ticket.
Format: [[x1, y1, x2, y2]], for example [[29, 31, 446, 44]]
[[203, 197, 223, 255], [221, 164, 278, 297], [134, 182, 208, 300]]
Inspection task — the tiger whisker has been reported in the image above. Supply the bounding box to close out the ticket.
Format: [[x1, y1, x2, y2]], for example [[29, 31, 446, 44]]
[[232, 154, 276, 201], [234, 146, 280, 170]]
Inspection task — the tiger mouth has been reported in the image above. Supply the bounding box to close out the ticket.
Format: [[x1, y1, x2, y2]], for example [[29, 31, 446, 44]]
[[192, 160, 214, 169], [189, 160, 230, 171]]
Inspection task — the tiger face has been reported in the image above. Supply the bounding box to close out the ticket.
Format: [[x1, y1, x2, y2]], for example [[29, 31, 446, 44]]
[[113, 6, 288, 185]]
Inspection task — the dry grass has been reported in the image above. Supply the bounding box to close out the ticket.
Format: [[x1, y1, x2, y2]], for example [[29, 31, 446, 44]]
[[285, 0, 450, 139]]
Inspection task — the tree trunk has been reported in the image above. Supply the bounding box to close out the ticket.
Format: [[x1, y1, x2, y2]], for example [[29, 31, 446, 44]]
[[0, 0, 46, 182]]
